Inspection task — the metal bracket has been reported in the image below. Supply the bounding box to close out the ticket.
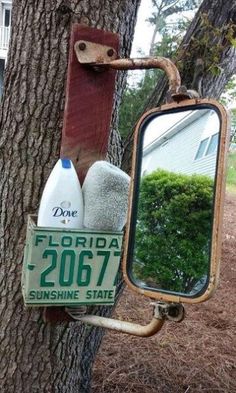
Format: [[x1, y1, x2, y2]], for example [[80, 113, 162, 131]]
[[65, 301, 185, 337], [74, 40, 192, 102], [74, 40, 117, 65], [153, 302, 185, 322]]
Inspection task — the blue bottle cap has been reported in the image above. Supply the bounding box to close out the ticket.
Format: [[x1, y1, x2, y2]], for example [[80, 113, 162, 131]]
[[61, 158, 71, 169]]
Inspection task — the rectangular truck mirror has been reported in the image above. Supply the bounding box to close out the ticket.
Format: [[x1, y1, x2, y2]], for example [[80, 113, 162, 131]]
[[123, 99, 229, 304]]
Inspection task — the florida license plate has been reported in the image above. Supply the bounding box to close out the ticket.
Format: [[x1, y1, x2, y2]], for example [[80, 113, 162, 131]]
[[22, 217, 123, 306]]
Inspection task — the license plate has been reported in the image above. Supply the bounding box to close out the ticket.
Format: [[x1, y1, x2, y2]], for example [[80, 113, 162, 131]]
[[22, 216, 123, 306]]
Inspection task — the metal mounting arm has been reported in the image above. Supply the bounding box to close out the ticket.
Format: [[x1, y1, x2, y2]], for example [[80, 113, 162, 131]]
[[68, 313, 165, 337], [94, 57, 181, 95], [66, 302, 184, 337], [74, 40, 190, 100]]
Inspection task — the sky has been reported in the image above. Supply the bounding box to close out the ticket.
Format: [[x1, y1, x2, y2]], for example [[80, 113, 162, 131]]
[[131, 0, 154, 57], [131, 1, 196, 57], [129, 1, 196, 86], [125, 0, 154, 86]]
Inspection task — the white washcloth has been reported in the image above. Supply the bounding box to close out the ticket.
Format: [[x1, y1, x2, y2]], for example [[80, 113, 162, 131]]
[[82, 161, 130, 231]]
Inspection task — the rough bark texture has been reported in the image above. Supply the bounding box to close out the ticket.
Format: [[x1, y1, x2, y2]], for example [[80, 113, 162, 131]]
[[122, 0, 236, 173], [0, 1, 141, 392]]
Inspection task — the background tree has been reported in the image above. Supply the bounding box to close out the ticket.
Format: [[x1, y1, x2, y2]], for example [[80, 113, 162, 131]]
[[146, 0, 236, 108], [148, 0, 202, 56], [0, 1, 141, 392], [119, 0, 201, 138], [122, 0, 236, 173], [231, 109, 236, 143], [221, 77, 236, 143]]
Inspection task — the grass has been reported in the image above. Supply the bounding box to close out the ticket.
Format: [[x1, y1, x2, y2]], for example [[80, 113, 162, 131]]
[[226, 151, 236, 194]]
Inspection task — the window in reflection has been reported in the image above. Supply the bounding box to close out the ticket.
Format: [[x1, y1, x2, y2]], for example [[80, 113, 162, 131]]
[[206, 133, 219, 156], [195, 138, 209, 160]]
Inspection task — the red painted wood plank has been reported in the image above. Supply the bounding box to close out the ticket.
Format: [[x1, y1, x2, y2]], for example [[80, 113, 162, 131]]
[[60, 24, 119, 184], [44, 24, 119, 323]]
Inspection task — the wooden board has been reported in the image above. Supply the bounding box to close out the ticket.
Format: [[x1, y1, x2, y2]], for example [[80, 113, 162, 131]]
[[44, 24, 119, 323], [60, 24, 119, 184]]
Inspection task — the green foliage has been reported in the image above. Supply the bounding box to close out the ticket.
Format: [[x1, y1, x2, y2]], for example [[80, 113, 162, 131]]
[[187, 13, 236, 76], [153, 19, 187, 57], [226, 152, 236, 194], [148, 0, 201, 26], [118, 70, 161, 138], [220, 78, 236, 146], [118, 27, 186, 138], [118, 1, 201, 139], [230, 108, 236, 144], [134, 169, 214, 293]]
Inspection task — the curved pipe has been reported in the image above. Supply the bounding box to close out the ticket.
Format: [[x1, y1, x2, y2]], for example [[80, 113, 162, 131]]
[[66, 312, 165, 337], [75, 40, 182, 97], [103, 57, 181, 94]]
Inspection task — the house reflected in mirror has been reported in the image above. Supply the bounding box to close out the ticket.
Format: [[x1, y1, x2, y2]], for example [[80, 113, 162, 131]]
[[142, 109, 219, 178]]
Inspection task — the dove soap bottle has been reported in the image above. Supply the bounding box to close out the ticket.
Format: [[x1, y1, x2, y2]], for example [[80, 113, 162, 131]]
[[37, 159, 83, 229]]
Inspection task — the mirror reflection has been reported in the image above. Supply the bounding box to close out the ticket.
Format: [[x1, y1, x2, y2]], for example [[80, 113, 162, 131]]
[[130, 107, 220, 297]]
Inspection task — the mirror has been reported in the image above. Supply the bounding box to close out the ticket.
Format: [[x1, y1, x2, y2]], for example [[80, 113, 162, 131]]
[[124, 100, 228, 303]]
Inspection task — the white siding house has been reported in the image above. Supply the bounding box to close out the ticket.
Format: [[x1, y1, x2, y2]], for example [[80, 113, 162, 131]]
[[0, 0, 11, 96], [142, 109, 220, 179]]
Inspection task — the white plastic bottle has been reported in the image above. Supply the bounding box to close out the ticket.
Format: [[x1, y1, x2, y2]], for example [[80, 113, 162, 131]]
[[37, 159, 84, 229]]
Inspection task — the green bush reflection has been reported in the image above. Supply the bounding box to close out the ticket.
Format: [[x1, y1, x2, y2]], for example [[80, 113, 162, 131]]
[[133, 169, 214, 295]]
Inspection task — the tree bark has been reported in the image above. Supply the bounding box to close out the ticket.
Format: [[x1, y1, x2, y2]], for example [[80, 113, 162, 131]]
[[0, 1, 140, 392], [122, 0, 236, 173]]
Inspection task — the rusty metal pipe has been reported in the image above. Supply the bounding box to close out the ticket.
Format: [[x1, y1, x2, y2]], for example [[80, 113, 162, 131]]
[[66, 303, 186, 336], [74, 41, 182, 96], [66, 311, 165, 337], [103, 57, 181, 94]]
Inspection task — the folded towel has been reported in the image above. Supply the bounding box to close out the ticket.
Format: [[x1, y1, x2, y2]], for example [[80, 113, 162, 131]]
[[82, 161, 130, 231]]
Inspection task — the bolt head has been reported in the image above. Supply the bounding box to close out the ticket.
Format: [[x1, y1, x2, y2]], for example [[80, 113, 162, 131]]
[[107, 49, 114, 57], [78, 42, 86, 51]]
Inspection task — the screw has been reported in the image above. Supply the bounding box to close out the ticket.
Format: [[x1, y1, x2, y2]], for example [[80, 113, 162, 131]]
[[78, 42, 86, 51], [107, 49, 114, 57]]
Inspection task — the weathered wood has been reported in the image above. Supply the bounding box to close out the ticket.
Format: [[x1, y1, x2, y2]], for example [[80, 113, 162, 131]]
[[44, 24, 119, 324], [60, 24, 119, 184]]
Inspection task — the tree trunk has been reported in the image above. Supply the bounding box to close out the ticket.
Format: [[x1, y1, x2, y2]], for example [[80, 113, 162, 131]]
[[122, 0, 236, 173], [0, 1, 140, 392]]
